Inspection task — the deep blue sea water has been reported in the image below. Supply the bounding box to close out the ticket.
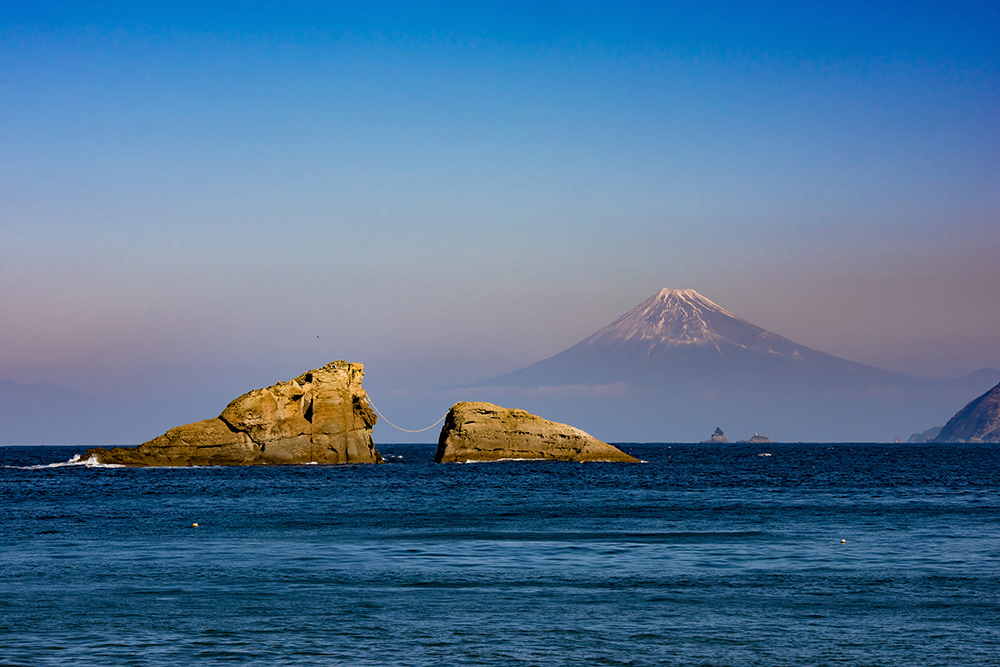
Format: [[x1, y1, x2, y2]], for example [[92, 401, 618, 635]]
[[2, 443, 999, 666]]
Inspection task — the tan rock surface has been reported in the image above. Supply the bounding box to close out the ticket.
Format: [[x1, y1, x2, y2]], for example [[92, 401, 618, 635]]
[[435, 402, 638, 463], [87, 362, 381, 466]]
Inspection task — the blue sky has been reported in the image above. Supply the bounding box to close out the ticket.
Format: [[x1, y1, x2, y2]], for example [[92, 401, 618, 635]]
[[2, 2, 998, 429]]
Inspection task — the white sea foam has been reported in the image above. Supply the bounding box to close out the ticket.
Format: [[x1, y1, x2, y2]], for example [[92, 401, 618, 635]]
[[8, 453, 126, 470], [758, 453, 773, 457]]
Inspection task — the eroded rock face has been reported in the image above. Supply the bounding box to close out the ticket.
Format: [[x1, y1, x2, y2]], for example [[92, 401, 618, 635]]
[[86, 362, 381, 466], [435, 402, 638, 463], [935, 381, 1000, 443]]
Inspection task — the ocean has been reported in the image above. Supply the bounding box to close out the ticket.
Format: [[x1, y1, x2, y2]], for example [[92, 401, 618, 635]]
[[2, 443, 999, 666]]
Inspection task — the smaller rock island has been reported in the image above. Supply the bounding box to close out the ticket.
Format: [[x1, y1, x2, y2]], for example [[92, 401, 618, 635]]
[[738, 433, 773, 444], [86, 362, 381, 466], [435, 402, 639, 463]]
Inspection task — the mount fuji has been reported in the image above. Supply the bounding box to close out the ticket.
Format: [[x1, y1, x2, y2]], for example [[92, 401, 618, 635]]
[[467, 289, 999, 442]]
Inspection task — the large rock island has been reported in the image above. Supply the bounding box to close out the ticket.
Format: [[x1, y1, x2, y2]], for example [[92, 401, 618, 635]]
[[435, 402, 638, 463], [86, 362, 381, 466], [934, 380, 1000, 443]]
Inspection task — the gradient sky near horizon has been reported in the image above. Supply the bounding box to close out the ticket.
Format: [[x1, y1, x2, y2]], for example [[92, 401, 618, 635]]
[[2, 1, 999, 403]]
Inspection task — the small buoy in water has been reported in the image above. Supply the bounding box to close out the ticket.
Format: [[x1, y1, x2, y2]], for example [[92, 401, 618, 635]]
[[841, 539, 846, 544], [192, 523, 199, 528]]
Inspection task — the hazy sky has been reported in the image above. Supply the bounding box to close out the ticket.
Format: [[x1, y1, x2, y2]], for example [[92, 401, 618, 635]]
[[2, 2, 999, 416]]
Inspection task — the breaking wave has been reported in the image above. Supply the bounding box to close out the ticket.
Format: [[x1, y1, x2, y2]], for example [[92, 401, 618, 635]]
[[7, 454, 125, 470]]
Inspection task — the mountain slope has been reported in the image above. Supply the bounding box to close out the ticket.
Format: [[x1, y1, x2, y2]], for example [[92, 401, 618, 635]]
[[467, 289, 999, 442], [479, 288, 913, 393], [578, 288, 799, 356]]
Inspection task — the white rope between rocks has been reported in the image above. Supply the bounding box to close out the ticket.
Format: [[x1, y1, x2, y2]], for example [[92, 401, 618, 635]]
[[364, 394, 447, 433]]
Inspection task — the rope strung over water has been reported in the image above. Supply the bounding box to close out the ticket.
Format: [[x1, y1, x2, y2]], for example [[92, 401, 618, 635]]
[[364, 393, 448, 433]]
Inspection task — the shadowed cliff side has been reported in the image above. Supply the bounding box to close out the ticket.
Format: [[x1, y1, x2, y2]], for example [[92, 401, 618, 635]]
[[86, 362, 381, 466], [935, 381, 1000, 443]]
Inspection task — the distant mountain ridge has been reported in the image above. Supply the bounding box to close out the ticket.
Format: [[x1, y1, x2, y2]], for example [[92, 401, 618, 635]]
[[469, 289, 1000, 442], [0, 379, 96, 444], [0, 378, 230, 445]]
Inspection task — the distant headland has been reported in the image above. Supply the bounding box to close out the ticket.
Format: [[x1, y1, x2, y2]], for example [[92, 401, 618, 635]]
[[933, 381, 1000, 443]]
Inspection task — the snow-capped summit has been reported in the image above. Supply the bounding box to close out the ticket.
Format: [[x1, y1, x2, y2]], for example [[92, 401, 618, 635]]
[[579, 288, 806, 360], [583, 289, 740, 348]]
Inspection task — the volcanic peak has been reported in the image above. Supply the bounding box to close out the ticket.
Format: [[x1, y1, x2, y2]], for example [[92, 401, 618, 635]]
[[578, 288, 793, 356]]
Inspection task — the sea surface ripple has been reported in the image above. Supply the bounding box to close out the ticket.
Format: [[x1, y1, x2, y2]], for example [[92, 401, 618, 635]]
[[2, 443, 999, 666]]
